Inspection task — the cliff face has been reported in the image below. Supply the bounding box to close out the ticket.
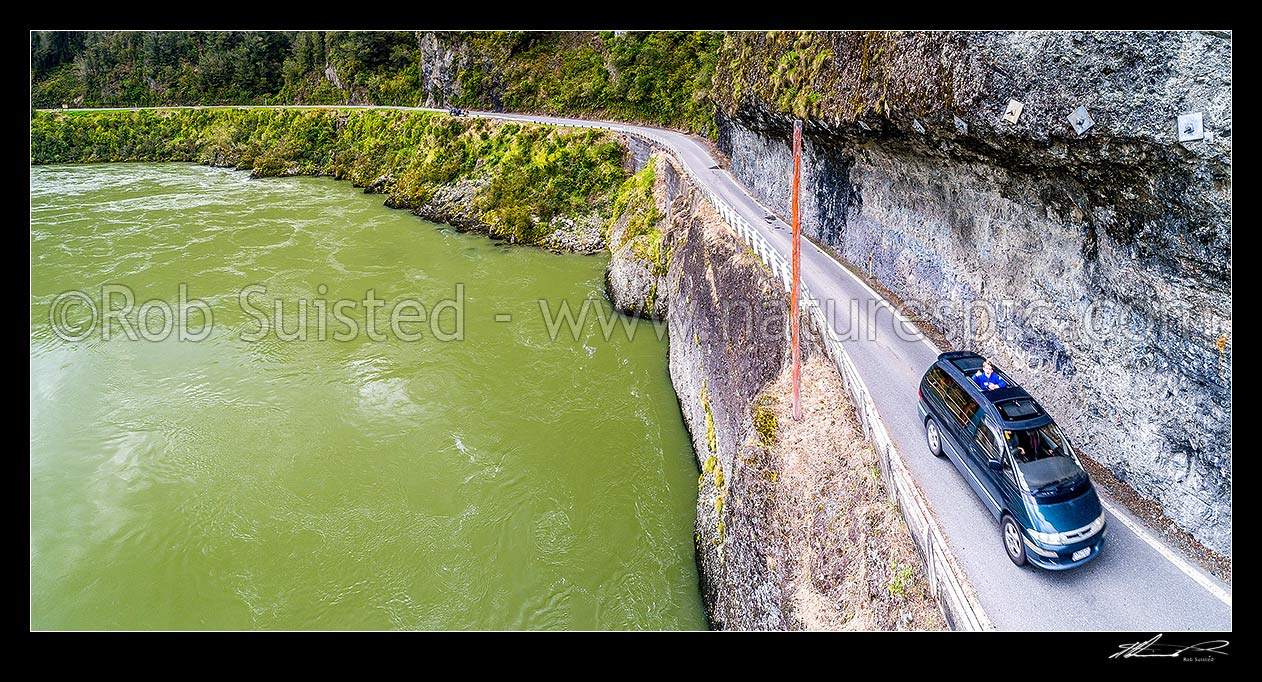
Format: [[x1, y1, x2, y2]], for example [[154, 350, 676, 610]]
[[610, 150, 943, 629], [414, 32, 493, 109], [712, 31, 1232, 554]]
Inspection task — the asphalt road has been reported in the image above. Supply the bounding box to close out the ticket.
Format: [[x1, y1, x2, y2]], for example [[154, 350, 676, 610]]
[[48, 105, 1233, 630]]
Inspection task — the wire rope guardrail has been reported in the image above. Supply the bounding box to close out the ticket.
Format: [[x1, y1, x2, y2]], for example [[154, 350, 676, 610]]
[[626, 127, 993, 631]]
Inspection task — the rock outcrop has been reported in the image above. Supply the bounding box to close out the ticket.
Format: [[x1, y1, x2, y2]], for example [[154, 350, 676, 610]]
[[415, 32, 494, 109], [605, 150, 672, 318], [712, 30, 1232, 555]]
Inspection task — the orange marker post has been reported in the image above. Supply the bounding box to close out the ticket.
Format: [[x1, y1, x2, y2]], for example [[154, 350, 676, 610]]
[[791, 120, 803, 421]]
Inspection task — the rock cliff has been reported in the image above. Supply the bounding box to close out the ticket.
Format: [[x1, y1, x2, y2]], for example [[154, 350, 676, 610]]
[[711, 30, 1232, 555], [609, 149, 943, 629]]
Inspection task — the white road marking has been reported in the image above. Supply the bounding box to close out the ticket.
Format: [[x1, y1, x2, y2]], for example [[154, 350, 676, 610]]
[[1100, 500, 1232, 607]]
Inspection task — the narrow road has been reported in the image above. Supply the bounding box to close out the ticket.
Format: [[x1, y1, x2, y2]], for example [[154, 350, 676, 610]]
[[45, 105, 1233, 630]]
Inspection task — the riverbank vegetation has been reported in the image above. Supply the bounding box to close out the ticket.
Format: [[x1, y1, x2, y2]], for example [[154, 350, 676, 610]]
[[31, 108, 628, 247]]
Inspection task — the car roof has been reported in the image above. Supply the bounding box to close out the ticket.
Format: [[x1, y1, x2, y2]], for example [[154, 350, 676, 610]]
[[933, 352, 1053, 429]]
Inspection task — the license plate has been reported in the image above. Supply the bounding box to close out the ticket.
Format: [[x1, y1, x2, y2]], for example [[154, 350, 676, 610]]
[[1072, 547, 1091, 561]]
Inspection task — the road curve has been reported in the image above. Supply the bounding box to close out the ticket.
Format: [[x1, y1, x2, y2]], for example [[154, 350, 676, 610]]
[[43, 105, 1232, 630]]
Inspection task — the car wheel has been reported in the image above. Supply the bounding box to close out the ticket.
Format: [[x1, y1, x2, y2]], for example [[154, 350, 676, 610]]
[[925, 417, 944, 457], [1002, 515, 1027, 567]]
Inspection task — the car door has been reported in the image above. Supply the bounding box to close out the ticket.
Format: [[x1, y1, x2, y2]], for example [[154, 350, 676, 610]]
[[997, 447, 1024, 523], [966, 415, 1006, 518], [922, 367, 963, 456]]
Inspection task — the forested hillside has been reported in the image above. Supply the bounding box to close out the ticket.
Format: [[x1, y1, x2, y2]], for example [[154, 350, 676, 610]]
[[31, 31, 722, 134]]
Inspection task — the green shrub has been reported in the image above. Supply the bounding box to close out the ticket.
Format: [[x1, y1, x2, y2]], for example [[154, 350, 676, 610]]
[[752, 396, 779, 447], [700, 381, 717, 453]]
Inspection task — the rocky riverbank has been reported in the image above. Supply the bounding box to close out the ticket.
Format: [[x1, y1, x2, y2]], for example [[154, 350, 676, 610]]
[[31, 108, 627, 254]]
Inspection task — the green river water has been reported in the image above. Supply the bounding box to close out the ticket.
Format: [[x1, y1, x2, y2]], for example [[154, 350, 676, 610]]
[[30, 163, 706, 630]]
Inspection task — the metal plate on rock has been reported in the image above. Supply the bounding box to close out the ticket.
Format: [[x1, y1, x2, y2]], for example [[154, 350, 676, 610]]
[[1002, 99, 1024, 124], [1068, 105, 1094, 135], [1178, 112, 1204, 142]]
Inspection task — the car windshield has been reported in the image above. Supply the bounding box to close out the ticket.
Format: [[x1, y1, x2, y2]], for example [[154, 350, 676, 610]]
[[1005, 422, 1084, 491]]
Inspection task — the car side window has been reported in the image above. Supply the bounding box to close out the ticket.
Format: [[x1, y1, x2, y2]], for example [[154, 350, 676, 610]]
[[973, 420, 1000, 461], [959, 397, 980, 431], [939, 371, 979, 432], [926, 367, 949, 403]]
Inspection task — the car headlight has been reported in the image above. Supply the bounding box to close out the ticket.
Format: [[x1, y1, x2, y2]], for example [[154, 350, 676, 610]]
[[1028, 513, 1105, 546], [1027, 528, 1066, 546]]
